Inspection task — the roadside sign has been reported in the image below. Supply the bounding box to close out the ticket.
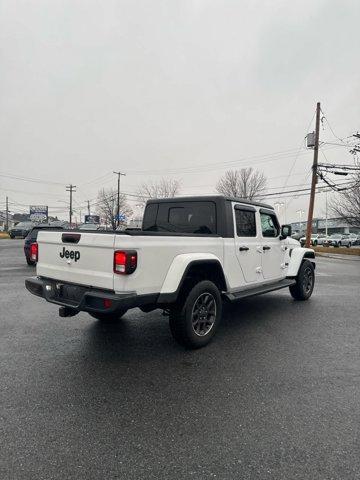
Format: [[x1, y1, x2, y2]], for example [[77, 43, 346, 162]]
[[84, 214, 100, 224], [116, 213, 127, 222], [30, 205, 48, 222]]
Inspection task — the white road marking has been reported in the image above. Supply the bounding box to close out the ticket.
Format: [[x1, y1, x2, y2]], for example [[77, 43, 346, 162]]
[[0, 266, 26, 271]]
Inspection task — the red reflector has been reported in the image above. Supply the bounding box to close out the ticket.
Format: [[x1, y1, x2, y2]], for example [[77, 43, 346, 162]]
[[113, 250, 137, 275], [30, 242, 38, 262], [103, 299, 112, 309]]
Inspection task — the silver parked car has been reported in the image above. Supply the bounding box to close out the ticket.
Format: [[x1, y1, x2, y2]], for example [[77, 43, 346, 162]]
[[323, 233, 351, 248], [300, 234, 326, 247]]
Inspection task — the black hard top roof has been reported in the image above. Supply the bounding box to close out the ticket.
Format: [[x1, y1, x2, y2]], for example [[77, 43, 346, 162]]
[[146, 195, 274, 210], [31, 224, 64, 229]]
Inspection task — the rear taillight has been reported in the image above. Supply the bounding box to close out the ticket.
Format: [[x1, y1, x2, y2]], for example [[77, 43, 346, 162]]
[[113, 250, 137, 275], [30, 242, 38, 262]]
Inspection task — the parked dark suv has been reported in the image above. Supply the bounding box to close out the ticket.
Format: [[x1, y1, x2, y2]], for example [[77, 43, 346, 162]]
[[9, 221, 34, 239], [24, 225, 64, 265]]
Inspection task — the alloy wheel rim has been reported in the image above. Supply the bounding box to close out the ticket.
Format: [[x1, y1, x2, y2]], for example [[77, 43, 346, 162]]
[[191, 292, 217, 337], [303, 267, 314, 294]]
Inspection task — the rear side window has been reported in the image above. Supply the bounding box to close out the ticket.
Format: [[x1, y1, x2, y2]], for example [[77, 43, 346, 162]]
[[142, 203, 159, 231], [235, 209, 256, 237], [30, 229, 39, 241], [260, 213, 280, 237], [143, 202, 216, 234]]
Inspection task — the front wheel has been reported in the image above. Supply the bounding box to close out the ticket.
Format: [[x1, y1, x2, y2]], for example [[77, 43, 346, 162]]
[[169, 280, 222, 349], [89, 308, 128, 322], [289, 260, 315, 301]]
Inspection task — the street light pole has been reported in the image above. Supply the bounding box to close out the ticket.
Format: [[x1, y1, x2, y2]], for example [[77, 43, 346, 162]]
[[296, 209, 305, 234], [66, 184, 76, 226], [274, 202, 285, 223], [325, 191, 328, 237], [5, 196, 9, 232], [113, 171, 126, 228]]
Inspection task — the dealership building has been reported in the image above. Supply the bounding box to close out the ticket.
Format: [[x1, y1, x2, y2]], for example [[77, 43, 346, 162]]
[[290, 217, 360, 235]]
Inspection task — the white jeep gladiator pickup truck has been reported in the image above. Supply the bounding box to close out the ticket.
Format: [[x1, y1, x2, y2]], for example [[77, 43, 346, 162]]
[[26, 195, 315, 348]]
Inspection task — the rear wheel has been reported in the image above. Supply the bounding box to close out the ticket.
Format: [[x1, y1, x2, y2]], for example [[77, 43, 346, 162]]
[[289, 260, 315, 301], [89, 308, 128, 322], [169, 280, 222, 349]]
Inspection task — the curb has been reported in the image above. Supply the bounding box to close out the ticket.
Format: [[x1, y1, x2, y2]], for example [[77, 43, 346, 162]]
[[316, 253, 360, 261]]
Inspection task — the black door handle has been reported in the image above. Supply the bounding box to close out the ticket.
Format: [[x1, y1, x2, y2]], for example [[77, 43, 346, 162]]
[[263, 245, 271, 251], [239, 246, 249, 251]]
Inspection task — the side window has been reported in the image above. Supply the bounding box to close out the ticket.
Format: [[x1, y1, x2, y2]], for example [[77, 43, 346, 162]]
[[142, 203, 159, 231], [30, 229, 39, 241], [260, 213, 280, 238], [235, 209, 256, 237], [157, 202, 216, 234]]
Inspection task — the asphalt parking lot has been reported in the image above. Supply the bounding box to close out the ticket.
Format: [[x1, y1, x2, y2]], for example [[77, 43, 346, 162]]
[[1, 239, 360, 480]]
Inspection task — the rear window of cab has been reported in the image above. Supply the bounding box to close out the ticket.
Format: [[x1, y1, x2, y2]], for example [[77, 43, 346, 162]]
[[143, 202, 217, 234]]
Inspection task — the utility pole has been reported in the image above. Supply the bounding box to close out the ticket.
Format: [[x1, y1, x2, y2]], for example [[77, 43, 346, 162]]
[[5, 196, 9, 231], [305, 102, 321, 248], [66, 184, 76, 226], [113, 171, 126, 227], [87, 200, 90, 216], [325, 191, 328, 237]]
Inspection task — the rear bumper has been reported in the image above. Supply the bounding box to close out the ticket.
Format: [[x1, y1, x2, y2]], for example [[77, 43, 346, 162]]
[[25, 277, 159, 313]]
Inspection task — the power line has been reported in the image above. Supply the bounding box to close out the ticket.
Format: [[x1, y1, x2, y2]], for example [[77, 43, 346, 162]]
[[0, 172, 64, 186], [282, 108, 317, 192], [320, 108, 353, 145]]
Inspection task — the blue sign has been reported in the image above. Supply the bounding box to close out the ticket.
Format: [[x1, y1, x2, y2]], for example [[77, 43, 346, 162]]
[[116, 213, 127, 222]]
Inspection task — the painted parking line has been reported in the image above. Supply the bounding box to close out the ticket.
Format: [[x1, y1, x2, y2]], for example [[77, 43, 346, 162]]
[[0, 266, 27, 271]]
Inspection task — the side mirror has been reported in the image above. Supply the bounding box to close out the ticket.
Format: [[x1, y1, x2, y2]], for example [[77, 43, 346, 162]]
[[280, 224, 292, 240]]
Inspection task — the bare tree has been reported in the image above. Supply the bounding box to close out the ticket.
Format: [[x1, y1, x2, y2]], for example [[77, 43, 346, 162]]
[[330, 172, 360, 227], [96, 188, 132, 229], [216, 168, 267, 199], [137, 178, 181, 205]]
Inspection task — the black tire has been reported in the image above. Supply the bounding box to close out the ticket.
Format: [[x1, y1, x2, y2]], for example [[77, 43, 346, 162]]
[[89, 308, 128, 322], [26, 258, 35, 266], [169, 280, 222, 349], [289, 260, 315, 301], [313, 240, 317, 246]]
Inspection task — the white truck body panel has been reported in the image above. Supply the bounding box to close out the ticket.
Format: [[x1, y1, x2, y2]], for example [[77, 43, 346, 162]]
[[36, 231, 310, 296], [102, 235, 223, 295], [286, 247, 314, 277], [160, 252, 223, 295], [37, 231, 115, 290]]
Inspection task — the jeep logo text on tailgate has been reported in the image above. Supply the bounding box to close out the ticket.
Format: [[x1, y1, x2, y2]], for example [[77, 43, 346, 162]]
[[60, 247, 80, 262]]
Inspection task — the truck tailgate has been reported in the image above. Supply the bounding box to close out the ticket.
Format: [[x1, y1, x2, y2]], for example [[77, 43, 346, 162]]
[[36, 231, 116, 290]]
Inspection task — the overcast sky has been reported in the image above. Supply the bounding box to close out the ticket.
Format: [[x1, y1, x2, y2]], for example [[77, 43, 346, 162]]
[[1, 0, 359, 222]]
